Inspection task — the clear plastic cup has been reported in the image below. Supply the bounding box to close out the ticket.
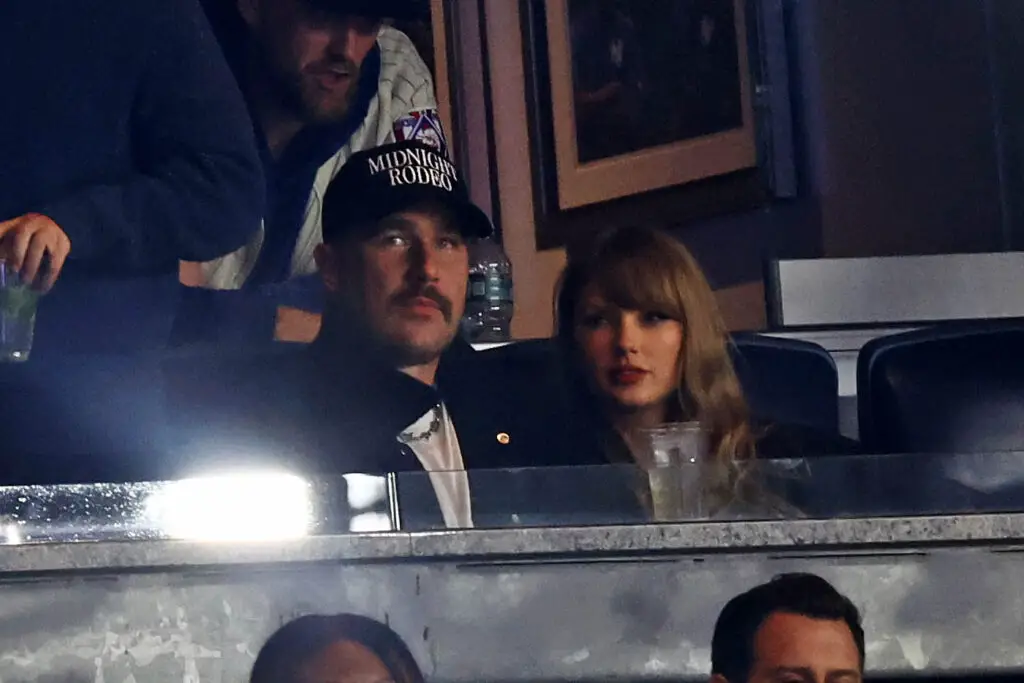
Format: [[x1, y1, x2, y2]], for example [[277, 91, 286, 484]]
[[640, 422, 709, 521], [0, 261, 37, 362]]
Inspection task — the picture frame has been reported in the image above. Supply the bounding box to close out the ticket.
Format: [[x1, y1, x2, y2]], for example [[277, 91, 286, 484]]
[[522, 0, 767, 249]]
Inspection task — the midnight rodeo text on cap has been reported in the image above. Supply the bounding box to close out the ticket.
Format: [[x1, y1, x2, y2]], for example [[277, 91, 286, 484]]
[[367, 146, 459, 192]]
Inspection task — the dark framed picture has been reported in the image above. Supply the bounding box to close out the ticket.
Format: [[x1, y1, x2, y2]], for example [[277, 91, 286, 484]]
[[522, 0, 765, 248]]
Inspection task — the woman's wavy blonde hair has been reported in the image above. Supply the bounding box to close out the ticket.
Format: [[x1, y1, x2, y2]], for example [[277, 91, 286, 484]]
[[556, 226, 756, 469]]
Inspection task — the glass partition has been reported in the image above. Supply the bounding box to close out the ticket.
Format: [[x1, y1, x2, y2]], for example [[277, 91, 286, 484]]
[[0, 472, 391, 545], [3, 452, 1024, 543], [395, 452, 1024, 531]]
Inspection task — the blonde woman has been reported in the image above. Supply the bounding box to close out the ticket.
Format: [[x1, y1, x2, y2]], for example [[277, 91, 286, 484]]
[[556, 226, 857, 513]]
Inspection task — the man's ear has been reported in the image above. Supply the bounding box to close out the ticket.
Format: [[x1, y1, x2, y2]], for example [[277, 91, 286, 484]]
[[710, 674, 730, 683], [237, 0, 259, 28], [314, 243, 341, 293]]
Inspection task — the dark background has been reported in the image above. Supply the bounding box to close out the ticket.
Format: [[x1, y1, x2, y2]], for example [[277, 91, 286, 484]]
[[648, 0, 1019, 295]]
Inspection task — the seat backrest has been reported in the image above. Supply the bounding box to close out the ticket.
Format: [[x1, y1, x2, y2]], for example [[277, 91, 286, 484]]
[[160, 342, 309, 476], [0, 352, 172, 485], [480, 335, 840, 434], [729, 333, 839, 433], [857, 321, 1024, 453]]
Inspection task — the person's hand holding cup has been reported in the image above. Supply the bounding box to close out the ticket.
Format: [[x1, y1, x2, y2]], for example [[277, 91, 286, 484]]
[[0, 212, 70, 361], [0, 212, 71, 292]]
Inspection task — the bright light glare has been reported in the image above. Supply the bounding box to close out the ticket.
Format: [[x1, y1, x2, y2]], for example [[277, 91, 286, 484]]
[[3, 523, 22, 545], [349, 512, 393, 533], [143, 472, 313, 542], [343, 474, 387, 510]]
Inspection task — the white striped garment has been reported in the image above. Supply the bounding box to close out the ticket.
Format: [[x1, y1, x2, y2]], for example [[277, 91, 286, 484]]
[[192, 26, 444, 290]]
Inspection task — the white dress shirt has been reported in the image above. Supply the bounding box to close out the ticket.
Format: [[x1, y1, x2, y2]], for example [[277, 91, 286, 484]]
[[398, 403, 474, 528]]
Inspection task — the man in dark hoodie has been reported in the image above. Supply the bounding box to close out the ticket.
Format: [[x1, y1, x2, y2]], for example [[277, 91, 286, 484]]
[[0, 0, 264, 354]]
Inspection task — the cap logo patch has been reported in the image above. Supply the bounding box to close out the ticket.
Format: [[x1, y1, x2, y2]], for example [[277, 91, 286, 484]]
[[393, 109, 449, 157], [367, 147, 459, 192]]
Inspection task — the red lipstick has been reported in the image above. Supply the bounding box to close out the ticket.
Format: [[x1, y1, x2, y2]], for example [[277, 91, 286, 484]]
[[608, 365, 649, 386]]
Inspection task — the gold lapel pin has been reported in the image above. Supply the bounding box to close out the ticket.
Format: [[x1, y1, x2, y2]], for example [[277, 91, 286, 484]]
[[496, 432, 511, 445]]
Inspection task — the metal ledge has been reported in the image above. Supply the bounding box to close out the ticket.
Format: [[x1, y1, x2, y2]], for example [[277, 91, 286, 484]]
[[4, 513, 1024, 575]]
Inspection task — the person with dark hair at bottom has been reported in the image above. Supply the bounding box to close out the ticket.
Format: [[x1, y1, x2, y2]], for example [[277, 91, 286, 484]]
[[711, 573, 865, 683], [251, 613, 425, 683], [166, 140, 581, 528]]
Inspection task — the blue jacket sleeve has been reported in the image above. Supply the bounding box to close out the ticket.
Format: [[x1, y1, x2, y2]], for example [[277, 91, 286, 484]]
[[43, 0, 264, 269], [267, 274, 325, 314], [172, 275, 324, 348]]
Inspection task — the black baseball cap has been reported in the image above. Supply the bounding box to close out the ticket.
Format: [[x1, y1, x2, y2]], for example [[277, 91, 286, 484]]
[[302, 0, 429, 20], [321, 141, 493, 243]]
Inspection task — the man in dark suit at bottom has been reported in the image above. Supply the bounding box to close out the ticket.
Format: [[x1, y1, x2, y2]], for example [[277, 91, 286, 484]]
[[167, 140, 583, 529], [710, 573, 865, 683]]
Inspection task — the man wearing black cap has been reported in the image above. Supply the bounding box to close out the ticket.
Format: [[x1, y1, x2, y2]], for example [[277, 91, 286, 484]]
[[315, 142, 490, 387], [176, 0, 446, 344], [168, 141, 576, 528]]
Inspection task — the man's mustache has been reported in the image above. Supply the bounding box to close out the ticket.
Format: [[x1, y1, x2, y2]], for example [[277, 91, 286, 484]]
[[390, 287, 453, 321]]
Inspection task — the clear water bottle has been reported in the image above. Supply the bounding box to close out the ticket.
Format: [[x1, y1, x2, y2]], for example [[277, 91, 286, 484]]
[[462, 238, 513, 343]]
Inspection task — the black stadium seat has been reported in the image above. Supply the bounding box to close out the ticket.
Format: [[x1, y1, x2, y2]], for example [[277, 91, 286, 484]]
[[480, 334, 841, 435], [730, 333, 839, 434], [857, 320, 1024, 453]]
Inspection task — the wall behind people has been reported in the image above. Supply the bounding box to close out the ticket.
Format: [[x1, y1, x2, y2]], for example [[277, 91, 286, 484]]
[[814, 0, 1004, 257], [991, 0, 1024, 251], [481, 0, 819, 337], [477, 0, 1010, 337]]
